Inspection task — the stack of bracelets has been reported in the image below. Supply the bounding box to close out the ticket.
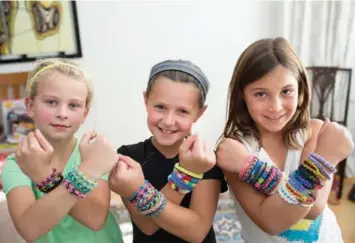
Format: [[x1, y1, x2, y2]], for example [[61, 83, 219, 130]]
[[167, 163, 203, 194], [35, 166, 98, 199], [239, 152, 337, 207], [127, 163, 203, 218]]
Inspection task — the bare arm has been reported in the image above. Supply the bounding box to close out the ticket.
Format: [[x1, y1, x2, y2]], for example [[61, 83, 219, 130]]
[[302, 119, 333, 220], [149, 180, 221, 242], [7, 184, 78, 242], [68, 180, 111, 231], [225, 171, 311, 235], [121, 183, 186, 235], [225, 119, 331, 235]]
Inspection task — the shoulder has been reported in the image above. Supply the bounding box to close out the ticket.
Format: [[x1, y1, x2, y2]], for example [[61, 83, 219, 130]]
[[1, 153, 21, 174], [117, 138, 152, 163], [0, 153, 32, 195], [203, 164, 228, 193]]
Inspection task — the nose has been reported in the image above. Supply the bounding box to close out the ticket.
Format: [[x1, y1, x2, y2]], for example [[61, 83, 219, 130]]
[[56, 105, 68, 120], [269, 97, 282, 112], [162, 112, 175, 126]]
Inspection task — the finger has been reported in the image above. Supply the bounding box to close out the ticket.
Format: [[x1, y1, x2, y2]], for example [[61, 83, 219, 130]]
[[319, 118, 330, 133], [16, 137, 25, 157], [331, 121, 340, 129], [109, 162, 118, 180], [80, 131, 97, 146], [115, 159, 129, 176], [118, 154, 137, 168], [179, 134, 198, 154], [28, 132, 41, 150], [192, 137, 204, 156], [34, 129, 52, 152]]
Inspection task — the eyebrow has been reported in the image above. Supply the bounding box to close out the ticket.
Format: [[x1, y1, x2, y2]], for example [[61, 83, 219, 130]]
[[155, 101, 192, 110], [251, 84, 296, 91], [41, 94, 85, 103]]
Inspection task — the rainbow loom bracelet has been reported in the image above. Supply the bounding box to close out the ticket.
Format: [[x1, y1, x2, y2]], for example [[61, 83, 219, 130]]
[[128, 181, 167, 218], [36, 168, 63, 193], [62, 166, 98, 198], [167, 163, 202, 194]]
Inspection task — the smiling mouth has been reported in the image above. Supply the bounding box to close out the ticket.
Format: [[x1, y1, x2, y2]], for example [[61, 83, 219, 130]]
[[158, 127, 177, 134], [264, 114, 285, 120]]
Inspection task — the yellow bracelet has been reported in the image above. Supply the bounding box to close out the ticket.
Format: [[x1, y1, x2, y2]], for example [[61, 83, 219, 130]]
[[175, 163, 204, 179]]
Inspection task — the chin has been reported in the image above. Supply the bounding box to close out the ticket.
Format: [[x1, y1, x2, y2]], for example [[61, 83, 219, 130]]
[[43, 130, 74, 141]]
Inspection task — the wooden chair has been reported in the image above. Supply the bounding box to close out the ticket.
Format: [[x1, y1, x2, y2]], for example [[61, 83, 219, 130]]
[[0, 72, 28, 99], [306, 66, 352, 200]]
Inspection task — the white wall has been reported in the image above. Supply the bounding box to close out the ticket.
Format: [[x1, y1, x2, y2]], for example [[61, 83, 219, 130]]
[[0, 1, 264, 148]]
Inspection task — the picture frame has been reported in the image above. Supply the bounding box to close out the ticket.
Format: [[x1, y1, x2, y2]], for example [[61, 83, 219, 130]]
[[0, 0, 82, 64]]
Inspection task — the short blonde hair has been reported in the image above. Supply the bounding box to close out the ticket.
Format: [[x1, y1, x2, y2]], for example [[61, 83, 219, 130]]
[[26, 58, 94, 107]]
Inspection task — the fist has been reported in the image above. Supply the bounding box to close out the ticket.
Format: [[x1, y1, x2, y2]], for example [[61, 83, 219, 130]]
[[216, 137, 249, 173], [178, 135, 216, 175], [109, 155, 145, 198], [15, 129, 54, 183], [79, 132, 118, 181], [315, 118, 354, 165]]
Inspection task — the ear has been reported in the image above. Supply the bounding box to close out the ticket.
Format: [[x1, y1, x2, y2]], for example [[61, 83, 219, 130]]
[[143, 91, 150, 112], [82, 107, 90, 123], [194, 104, 207, 122], [25, 97, 34, 118], [143, 91, 148, 105]]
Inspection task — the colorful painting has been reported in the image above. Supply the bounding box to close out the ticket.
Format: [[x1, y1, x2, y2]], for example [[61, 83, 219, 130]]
[[0, 1, 82, 63]]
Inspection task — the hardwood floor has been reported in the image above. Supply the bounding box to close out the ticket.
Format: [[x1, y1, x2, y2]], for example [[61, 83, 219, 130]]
[[329, 177, 355, 243]]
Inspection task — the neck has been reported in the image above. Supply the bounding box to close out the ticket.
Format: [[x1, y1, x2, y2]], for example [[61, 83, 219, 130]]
[[260, 130, 284, 147], [151, 137, 183, 159], [46, 136, 77, 166]]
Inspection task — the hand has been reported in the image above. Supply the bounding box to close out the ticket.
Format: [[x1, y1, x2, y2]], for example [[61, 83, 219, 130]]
[[314, 118, 354, 165], [15, 129, 54, 183], [178, 134, 216, 175], [109, 155, 145, 198], [79, 132, 118, 181], [216, 137, 249, 173]]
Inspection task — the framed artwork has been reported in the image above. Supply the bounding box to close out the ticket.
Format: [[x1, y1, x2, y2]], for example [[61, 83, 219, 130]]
[[0, 0, 82, 64]]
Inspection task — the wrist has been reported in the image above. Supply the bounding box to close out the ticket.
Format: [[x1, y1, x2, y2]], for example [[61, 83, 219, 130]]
[[78, 163, 101, 181], [313, 150, 338, 165], [35, 168, 63, 193]]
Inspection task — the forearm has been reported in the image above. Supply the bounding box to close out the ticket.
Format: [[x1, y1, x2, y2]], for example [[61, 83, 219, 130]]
[[16, 184, 78, 241], [151, 201, 211, 243], [259, 192, 312, 234], [68, 196, 108, 231], [226, 172, 312, 235], [305, 176, 333, 219], [68, 181, 111, 231], [125, 183, 186, 235]]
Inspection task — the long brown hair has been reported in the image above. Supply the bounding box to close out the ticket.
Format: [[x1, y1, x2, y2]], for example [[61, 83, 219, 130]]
[[222, 37, 311, 149]]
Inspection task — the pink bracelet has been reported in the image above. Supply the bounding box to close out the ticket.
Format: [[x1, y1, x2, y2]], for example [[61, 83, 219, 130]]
[[239, 155, 256, 180], [63, 179, 85, 199]]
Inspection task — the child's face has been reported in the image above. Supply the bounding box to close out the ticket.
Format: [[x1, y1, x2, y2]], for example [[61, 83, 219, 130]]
[[243, 65, 299, 135], [26, 72, 89, 142], [144, 77, 206, 148]]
